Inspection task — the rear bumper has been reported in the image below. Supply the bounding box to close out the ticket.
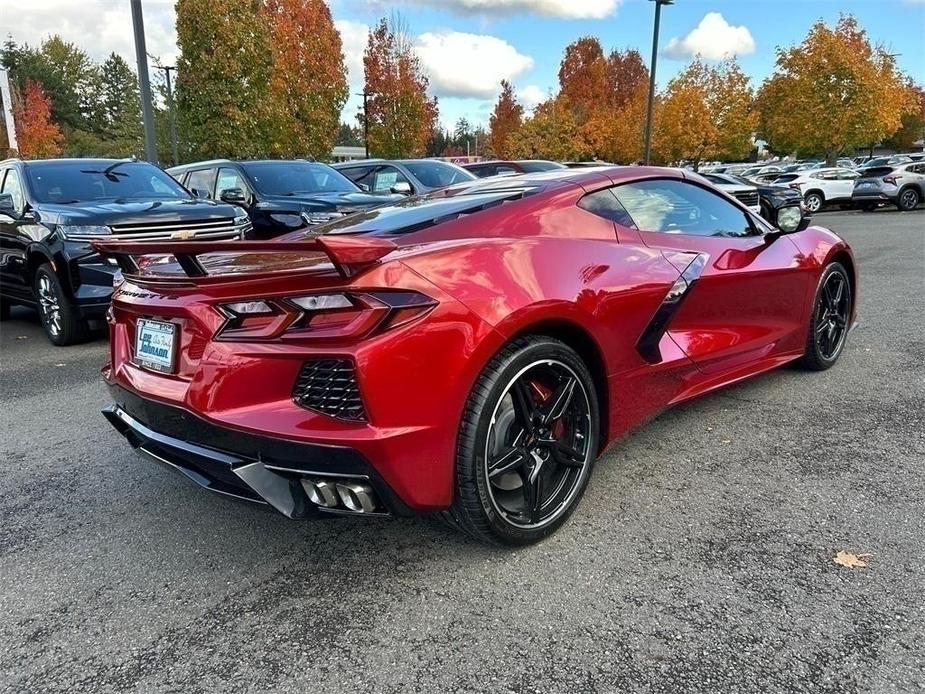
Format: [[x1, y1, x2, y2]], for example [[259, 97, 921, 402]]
[[102, 385, 415, 518], [851, 190, 894, 202]]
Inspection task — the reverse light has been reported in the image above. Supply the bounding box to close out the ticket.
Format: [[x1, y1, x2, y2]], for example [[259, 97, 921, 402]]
[[224, 300, 273, 314], [59, 225, 112, 241], [290, 294, 353, 311]]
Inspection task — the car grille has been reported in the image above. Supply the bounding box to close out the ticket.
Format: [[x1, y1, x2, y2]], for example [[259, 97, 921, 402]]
[[293, 359, 367, 422], [106, 217, 251, 241], [732, 190, 760, 207]]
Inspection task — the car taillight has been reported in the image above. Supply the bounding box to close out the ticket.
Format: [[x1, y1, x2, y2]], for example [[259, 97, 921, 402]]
[[216, 291, 436, 341], [789, 183, 803, 191], [883, 175, 898, 185]]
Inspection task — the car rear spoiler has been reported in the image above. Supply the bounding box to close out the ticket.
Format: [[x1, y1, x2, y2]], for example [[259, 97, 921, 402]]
[[91, 235, 397, 282]]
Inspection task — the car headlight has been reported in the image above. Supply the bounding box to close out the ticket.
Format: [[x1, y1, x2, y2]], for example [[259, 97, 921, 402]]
[[58, 225, 112, 241], [269, 213, 306, 228], [302, 211, 345, 225], [233, 210, 250, 222]]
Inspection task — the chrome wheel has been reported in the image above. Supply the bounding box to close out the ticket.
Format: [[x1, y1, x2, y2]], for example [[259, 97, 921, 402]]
[[814, 270, 850, 361], [484, 359, 593, 529], [37, 274, 62, 337]]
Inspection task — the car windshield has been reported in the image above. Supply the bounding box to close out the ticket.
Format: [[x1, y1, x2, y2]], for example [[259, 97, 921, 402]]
[[25, 161, 189, 204], [241, 161, 358, 195], [402, 161, 476, 188], [518, 161, 566, 173]]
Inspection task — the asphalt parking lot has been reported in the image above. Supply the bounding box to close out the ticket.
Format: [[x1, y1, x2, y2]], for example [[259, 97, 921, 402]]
[[1, 208, 923, 694]]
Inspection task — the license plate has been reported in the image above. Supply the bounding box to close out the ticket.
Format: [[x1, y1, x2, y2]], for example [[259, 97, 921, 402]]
[[135, 319, 177, 373], [859, 182, 874, 188]]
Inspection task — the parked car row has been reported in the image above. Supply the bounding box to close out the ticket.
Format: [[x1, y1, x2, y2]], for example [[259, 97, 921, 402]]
[[0, 151, 911, 347]]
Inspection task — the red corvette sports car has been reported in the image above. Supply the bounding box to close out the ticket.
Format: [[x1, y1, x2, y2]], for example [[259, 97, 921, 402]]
[[96, 166, 856, 545]]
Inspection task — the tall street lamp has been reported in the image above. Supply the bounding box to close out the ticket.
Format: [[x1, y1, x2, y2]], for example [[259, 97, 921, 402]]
[[643, 0, 673, 166], [357, 91, 374, 159], [157, 65, 179, 166], [130, 0, 157, 164]]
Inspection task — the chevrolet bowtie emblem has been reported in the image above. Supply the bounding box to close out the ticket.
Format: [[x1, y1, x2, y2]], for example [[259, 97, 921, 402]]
[[170, 230, 196, 240]]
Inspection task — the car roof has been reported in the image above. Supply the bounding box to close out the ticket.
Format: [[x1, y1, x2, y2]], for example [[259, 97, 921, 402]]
[[167, 159, 323, 174], [22, 158, 152, 168]]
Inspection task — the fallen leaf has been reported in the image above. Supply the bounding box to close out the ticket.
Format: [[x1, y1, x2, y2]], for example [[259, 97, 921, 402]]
[[16, 335, 28, 340], [833, 550, 870, 569], [721, 439, 732, 444]]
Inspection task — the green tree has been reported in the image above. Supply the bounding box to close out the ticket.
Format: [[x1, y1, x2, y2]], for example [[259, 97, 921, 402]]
[[96, 53, 142, 156], [176, 0, 274, 158]]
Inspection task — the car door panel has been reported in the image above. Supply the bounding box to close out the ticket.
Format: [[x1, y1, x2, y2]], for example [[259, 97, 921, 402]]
[[610, 178, 811, 375]]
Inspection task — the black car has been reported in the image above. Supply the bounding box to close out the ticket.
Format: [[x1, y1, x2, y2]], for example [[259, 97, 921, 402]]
[[332, 159, 476, 196], [703, 172, 804, 222], [0, 158, 250, 345], [462, 160, 566, 178], [167, 159, 397, 239]]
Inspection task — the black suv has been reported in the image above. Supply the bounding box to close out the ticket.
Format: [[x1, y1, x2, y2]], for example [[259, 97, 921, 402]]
[[0, 158, 251, 345], [166, 159, 397, 239]]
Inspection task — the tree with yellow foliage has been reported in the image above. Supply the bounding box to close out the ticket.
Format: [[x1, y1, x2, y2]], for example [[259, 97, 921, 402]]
[[757, 15, 916, 164], [654, 59, 756, 168]]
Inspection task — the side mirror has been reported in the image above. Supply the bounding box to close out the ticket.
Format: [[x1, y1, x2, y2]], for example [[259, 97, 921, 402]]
[[770, 202, 811, 239], [190, 187, 210, 200], [390, 181, 413, 195], [219, 187, 248, 205]]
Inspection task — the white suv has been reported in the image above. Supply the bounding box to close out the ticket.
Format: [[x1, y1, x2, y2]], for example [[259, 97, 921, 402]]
[[773, 167, 860, 213]]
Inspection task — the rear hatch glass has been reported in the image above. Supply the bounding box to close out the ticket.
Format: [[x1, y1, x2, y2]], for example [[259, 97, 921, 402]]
[[858, 167, 895, 179]]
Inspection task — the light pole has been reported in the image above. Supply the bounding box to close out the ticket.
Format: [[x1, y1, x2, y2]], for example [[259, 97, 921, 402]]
[[643, 0, 673, 166], [130, 0, 157, 164], [157, 65, 179, 166], [357, 91, 373, 159]]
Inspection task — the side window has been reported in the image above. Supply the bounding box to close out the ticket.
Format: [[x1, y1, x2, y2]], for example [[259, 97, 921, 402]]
[[372, 166, 411, 192], [611, 179, 754, 238], [339, 166, 374, 189], [837, 169, 858, 180], [216, 167, 248, 197], [1, 168, 25, 213], [186, 169, 216, 197], [496, 165, 518, 175], [578, 188, 637, 229]]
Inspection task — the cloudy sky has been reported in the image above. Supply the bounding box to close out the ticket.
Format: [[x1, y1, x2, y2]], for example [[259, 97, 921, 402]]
[[2, 0, 923, 130]]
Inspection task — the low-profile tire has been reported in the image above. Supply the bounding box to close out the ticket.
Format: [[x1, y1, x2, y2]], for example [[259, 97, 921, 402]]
[[798, 262, 852, 371], [897, 187, 920, 212], [33, 263, 88, 346], [445, 336, 600, 546], [804, 191, 824, 214]]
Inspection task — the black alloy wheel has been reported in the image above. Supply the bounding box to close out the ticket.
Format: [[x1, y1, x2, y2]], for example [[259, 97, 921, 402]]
[[799, 262, 852, 370], [445, 336, 599, 545], [897, 187, 920, 211]]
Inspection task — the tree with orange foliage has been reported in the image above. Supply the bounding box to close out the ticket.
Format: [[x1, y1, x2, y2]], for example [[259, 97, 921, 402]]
[[262, 0, 348, 158], [558, 37, 608, 125], [13, 79, 64, 158], [361, 17, 438, 158], [757, 15, 916, 164], [654, 59, 756, 168], [488, 80, 523, 159]]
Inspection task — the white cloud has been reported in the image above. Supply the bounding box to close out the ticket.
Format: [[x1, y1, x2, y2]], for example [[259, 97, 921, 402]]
[[0, 0, 178, 65], [517, 85, 547, 110], [335, 19, 369, 86], [361, 0, 621, 19], [414, 31, 533, 99], [664, 12, 756, 61]]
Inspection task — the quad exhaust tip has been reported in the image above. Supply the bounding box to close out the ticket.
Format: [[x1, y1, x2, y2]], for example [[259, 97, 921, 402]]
[[300, 478, 380, 514]]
